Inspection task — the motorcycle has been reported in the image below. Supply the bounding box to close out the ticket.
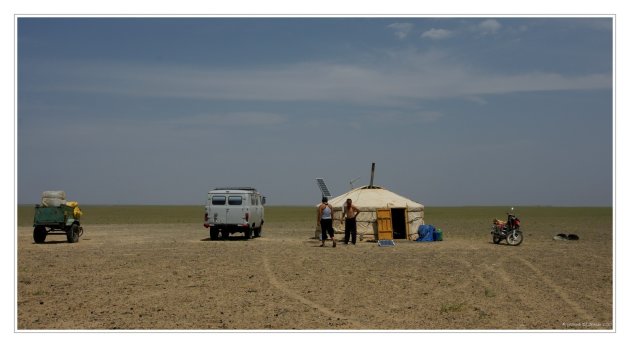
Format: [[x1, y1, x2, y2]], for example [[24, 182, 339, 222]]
[[491, 207, 523, 246]]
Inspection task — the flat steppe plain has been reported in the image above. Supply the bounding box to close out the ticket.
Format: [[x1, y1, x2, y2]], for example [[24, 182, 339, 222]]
[[17, 206, 612, 330]]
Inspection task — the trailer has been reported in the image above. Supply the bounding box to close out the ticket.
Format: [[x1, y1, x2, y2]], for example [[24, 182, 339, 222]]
[[33, 204, 83, 244]]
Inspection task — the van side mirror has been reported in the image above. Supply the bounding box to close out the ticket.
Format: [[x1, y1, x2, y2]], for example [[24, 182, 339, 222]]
[[262, 196, 267, 205]]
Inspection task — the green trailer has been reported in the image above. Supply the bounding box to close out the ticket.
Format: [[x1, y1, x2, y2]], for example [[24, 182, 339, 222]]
[[33, 204, 83, 243]]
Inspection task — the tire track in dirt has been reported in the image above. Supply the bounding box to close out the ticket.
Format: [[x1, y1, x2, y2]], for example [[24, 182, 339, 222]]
[[446, 259, 474, 292], [456, 258, 537, 315], [262, 255, 363, 328], [482, 262, 539, 311], [456, 259, 500, 293], [514, 255, 595, 322], [456, 258, 509, 293], [567, 290, 611, 308]]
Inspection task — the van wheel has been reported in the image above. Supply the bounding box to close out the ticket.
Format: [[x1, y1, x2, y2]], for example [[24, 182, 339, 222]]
[[221, 230, 230, 240], [254, 227, 262, 238], [210, 228, 219, 240], [244, 228, 252, 239]]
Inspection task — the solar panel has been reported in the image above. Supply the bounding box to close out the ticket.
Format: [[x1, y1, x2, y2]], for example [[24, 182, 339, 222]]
[[315, 178, 332, 198], [378, 240, 395, 247]]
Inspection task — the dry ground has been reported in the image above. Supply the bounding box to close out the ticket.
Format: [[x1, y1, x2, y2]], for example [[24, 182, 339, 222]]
[[17, 208, 612, 330]]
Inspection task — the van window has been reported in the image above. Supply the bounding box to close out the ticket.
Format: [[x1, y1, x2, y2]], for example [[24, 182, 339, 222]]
[[228, 196, 243, 205], [211, 196, 226, 205]]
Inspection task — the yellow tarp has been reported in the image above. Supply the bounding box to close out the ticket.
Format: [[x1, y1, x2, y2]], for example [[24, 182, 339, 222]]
[[66, 201, 83, 219]]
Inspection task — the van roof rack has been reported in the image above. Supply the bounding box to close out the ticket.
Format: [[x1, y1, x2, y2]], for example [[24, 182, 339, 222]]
[[212, 187, 258, 192]]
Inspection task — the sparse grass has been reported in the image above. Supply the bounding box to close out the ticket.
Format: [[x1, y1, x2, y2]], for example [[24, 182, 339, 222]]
[[17, 205, 612, 239], [474, 306, 490, 319], [16, 205, 318, 226], [16, 204, 613, 329], [263, 206, 316, 224], [424, 206, 612, 240], [440, 302, 466, 314], [484, 288, 496, 298], [17, 205, 206, 226]]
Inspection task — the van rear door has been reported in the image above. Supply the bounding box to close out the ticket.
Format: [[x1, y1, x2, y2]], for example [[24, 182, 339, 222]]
[[208, 194, 227, 224], [225, 194, 248, 225]]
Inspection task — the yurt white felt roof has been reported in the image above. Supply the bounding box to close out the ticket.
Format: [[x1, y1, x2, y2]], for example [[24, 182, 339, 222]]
[[327, 185, 423, 211]]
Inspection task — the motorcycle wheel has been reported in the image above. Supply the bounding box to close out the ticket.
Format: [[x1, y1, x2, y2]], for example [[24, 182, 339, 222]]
[[492, 235, 501, 244], [506, 230, 523, 246]]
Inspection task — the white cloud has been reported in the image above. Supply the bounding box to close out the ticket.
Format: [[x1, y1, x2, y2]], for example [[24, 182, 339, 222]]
[[169, 112, 288, 127], [478, 19, 502, 35], [421, 28, 453, 40], [464, 96, 488, 105], [27, 50, 611, 108], [387, 22, 414, 39], [365, 110, 443, 125]]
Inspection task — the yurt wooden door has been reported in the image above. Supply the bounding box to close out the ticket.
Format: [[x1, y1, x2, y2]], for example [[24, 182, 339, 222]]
[[376, 209, 393, 240]]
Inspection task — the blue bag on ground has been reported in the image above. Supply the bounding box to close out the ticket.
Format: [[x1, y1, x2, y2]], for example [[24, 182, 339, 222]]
[[417, 224, 435, 242]]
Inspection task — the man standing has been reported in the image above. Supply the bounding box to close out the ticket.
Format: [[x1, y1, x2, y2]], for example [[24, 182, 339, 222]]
[[317, 196, 336, 247], [342, 198, 360, 245]]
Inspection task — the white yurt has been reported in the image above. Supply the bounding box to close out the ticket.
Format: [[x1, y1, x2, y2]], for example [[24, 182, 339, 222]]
[[315, 185, 424, 241]]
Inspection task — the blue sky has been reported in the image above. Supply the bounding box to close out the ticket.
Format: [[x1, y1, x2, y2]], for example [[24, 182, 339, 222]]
[[17, 17, 613, 206]]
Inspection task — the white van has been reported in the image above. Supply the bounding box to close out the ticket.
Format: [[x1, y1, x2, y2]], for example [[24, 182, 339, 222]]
[[203, 187, 265, 240]]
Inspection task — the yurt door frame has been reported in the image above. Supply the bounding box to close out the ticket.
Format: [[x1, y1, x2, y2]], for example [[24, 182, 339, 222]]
[[376, 208, 408, 240]]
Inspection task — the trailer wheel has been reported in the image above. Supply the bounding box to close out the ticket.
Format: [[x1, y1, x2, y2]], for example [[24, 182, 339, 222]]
[[67, 224, 80, 243], [33, 226, 47, 244]]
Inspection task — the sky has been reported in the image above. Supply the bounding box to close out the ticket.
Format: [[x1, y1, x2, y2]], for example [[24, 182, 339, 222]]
[[16, 17, 613, 206]]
